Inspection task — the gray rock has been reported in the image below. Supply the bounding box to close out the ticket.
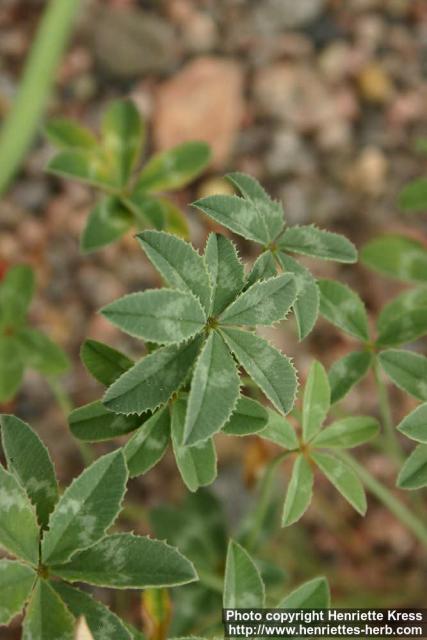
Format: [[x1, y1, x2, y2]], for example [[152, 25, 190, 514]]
[[253, 0, 325, 33]]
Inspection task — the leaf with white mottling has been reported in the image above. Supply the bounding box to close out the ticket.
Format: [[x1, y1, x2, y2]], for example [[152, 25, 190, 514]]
[[259, 409, 299, 449], [282, 456, 313, 527], [277, 253, 319, 341], [219, 274, 296, 326], [397, 445, 427, 489], [171, 399, 217, 492], [53, 533, 198, 589], [53, 583, 131, 640], [41, 450, 127, 566], [81, 339, 133, 387], [312, 452, 366, 515], [302, 361, 330, 442], [47, 149, 115, 190], [397, 403, 427, 443], [246, 252, 277, 288], [1, 414, 58, 528], [0, 559, 36, 625], [221, 328, 297, 416], [22, 579, 75, 640], [124, 407, 171, 477], [312, 416, 379, 448], [223, 540, 265, 608], [376, 308, 427, 347], [137, 231, 211, 312], [69, 401, 143, 442], [184, 332, 240, 445], [277, 577, 330, 608], [103, 337, 202, 415], [101, 289, 206, 344], [378, 349, 427, 401], [223, 396, 268, 436], [279, 225, 357, 263], [329, 351, 373, 404], [361, 235, 427, 283], [377, 288, 427, 333], [227, 172, 284, 242], [318, 279, 370, 342], [0, 463, 39, 565], [204, 233, 244, 315]]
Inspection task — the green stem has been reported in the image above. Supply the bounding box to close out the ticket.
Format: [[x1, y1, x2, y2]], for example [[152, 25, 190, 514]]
[[48, 377, 94, 466], [373, 357, 404, 464], [342, 452, 427, 549], [0, 0, 82, 194]]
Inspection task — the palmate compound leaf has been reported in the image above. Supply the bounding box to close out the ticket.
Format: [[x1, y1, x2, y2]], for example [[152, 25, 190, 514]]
[[222, 396, 268, 436], [277, 577, 330, 608], [124, 407, 171, 477], [204, 233, 245, 315], [226, 172, 285, 242], [276, 253, 320, 341], [312, 416, 379, 449], [1, 414, 58, 528], [302, 361, 330, 442], [282, 455, 314, 527], [52, 582, 131, 640], [103, 337, 203, 415], [318, 279, 370, 342], [41, 450, 127, 566], [278, 225, 357, 263], [171, 399, 217, 492], [80, 197, 134, 254], [311, 452, 367, 515], [378, 349, 427, 401], [137, 230, 211, 313], [223, 540, 265, 609], [221, 328, 298, 416], [397, 403, 427, 443], [101, 289, 206, 345], [101, 99, 144, 188], [80, 339, 134, 387], [376, 307, 427, 348], [52, 533, 198, 589], [328, 351, 373, 404], [136, 141, 211, 193], [399, 177, 427, 212], [361, 235, 427, 283], [397, 445, 427, 489], [0, 463, 39, 565], [219, 273, 297, 326], [0, 559, 36, 625], [22, 579, 75, 640], [69, 401, 144, 442], [184, 331, 240, 445]]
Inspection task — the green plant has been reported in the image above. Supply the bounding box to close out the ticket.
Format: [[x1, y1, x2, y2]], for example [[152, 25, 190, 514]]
[[0, 264, 69, 403], [0, 414, 196, 640], [45, 100, 211, 252]]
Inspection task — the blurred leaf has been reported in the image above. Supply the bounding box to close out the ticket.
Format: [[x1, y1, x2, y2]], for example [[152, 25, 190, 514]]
[[45, 118, 97, 150], [171, 399, 217, 492], [302, 361, 330, 442], [223, 396, 268, 436], [376, 309, 427, 347], [259, 409, 298, 450], [312, 416, 379, 449], [277, 253, 319, 341], [223, 540, 265, 608], [1, 414, 58, 528], [69, 401, 143, 442], [378, 349, 427, 401], [312, 452, 367, 515], [17, 328, 69, 375], [204, 233, 244, 315], [136, 142, 210, 193], [221, 328, 297, 416], [142, 588, 171, 640], [81, 339, 133, 387], [328, 351, 373, 404], [377, 288, 427, 332], [397, 403, 427, 443], [0, 264, 34, 329], [277, 577, 330, 608], [184, 332, 240, 445], [397, 445, 427, 489], [124, 408, 170, 477], [47, 149, 116, 190], [282, 456, 313, 527], [279, 226, 357, 263], [318, 279, 369, 342], [0, 559, 35, 626], [23, 579, 75, 640], [361, 235, 427, 283], [126, 193, 189, 238], [80, 197, 133, 253], [103, 338, 202, 415], [0, 336, 24, 402], [399, 178, 427, 212]]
